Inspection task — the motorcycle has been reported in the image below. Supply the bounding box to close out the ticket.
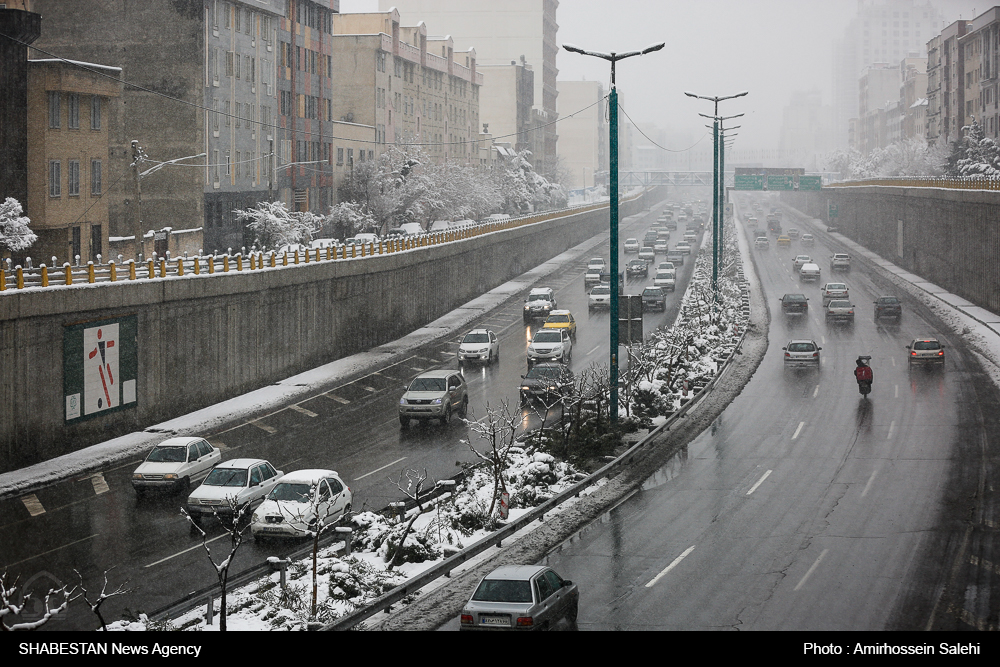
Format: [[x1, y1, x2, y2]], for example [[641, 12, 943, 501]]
[[855, 355, 873, 398]]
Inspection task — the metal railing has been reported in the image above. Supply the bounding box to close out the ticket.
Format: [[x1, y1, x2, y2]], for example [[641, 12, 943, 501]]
[[825, 176, 1000, 191]]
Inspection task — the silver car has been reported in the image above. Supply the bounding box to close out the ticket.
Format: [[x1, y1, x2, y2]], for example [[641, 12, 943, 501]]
[[782, 339, 822, 369], [399, 370, 469, 427], [906, 337, 946, 367], [460, 565, 579, 631]]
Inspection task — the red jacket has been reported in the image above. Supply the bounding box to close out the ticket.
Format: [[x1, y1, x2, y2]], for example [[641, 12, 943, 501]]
[[855, 365, 873, 382]]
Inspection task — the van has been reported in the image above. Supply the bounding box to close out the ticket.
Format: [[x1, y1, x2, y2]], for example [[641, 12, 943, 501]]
[[398, 222, 423, 236], [799, 263, 821, 282], [346, 232, 379, 245]]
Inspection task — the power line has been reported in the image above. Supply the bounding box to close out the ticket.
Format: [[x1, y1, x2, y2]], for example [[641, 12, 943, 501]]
[[616, 102, 710, 153]]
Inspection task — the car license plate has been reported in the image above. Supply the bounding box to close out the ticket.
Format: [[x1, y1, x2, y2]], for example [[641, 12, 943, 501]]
[[479, 615, 510, 627], [258, 527, 285, 533]]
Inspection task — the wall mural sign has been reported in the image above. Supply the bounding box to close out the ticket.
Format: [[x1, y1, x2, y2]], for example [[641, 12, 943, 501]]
[[64, 315, 137, 423]]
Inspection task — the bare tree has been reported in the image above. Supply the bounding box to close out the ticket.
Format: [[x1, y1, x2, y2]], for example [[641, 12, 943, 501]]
[[75, 568, 131, 631], [182, 498, 252, 631], [384, 468, 439, 570], [0, 570, 73, 631], [465, 400, 524, 517]]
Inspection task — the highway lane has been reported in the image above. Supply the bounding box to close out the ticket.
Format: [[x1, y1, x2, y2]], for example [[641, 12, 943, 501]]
[[534, 193, 1000, 631], [0, 193, 709, 629]]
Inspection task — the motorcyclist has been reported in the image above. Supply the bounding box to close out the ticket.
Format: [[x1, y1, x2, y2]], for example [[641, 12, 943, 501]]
[[854, 356, 873, 386]]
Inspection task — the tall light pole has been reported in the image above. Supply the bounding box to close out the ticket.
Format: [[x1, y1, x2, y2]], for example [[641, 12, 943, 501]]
[[688, 90, 747, 299], [563, 41, 664, 424]]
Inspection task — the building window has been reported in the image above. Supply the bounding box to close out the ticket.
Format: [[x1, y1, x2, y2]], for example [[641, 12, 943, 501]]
[[67, 94, 80, 128], [336, 147, 344, 165], [91, 96, 102, 129], [227, 51, 234, 77], [91, 159, 102, 195], [68, 160, 80, 196], [48, 92, 60, 128], [49, 160, 61, 197]]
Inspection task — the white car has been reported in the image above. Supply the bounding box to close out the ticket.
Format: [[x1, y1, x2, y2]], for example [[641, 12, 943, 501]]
[[683, 230, 698, 242], [186, 458, 284, 526], [801, 233, 815, 247], [624, 238, 640, 253], [251, 469, 352, 540], [584, 267, 603, 286], [820, 282, 849, 305], [588, 284, 612, 311], [653, 270, 676, 291], [792, 255, 813, 272], [458, 328, 500, 365], [132, 437, 221, 495], [587, 257, 606, 271], [638, 246, 655, 262], [657, 261, 676, 272], [676, 242, 692, 255], [527, 328, 572, 365], [755, 236, 770, 249], [783, 339, 822, 369]]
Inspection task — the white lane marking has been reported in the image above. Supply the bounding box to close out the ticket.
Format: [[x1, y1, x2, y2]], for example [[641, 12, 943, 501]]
[[587, 345, 601, 355], [794, 548, 829, 591], [894, 384, 899, 399], [813, 385, 819, 398], [362, 386, 377, 393], [355, 456, 408, 481], [645, 545, 696, 588], [250, 419, 277, 434], [821, 336, 826, 345], [5, 533, 100, 568], [289, 404, 318, 418], [792, 422, 804, 439], [861, 470, 878, 498], [21, 493, 45, 516], [747, 470, 773, 495], [325, 393, 350, 404], [145, 533, 229, 568], [891, 357, 896, 367], [888, 420, 896, 439], [91, 473, 110, 495]]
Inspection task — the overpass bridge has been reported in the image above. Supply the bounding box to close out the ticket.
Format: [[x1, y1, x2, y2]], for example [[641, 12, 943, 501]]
[[618, 171, 734, 189]]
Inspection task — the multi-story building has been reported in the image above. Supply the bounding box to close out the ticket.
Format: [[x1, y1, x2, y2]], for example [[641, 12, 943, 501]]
[[379, 0, 558, 177], [833, 0, 942, 148], [26, 59, 122, 265], [957, 8, 1000, 138], [856, 63, 902, 153], [899, 57, 928, 140], [555, 80, 605, 190], [777, 90, 835, 171], [926, 19, 970, 145], [477, 58, 535, 157], [0, 0, 41, 216]]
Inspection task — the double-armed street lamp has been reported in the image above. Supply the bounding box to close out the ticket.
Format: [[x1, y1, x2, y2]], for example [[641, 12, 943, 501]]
[[563, 41, 664, 424], [686, 91, 748, 299]]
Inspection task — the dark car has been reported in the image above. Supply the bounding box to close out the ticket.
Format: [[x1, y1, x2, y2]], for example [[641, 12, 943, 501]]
[[641, 286, 667, 312], [519, 363, 575, 406], [780, 293, 809, 315], [626, 258, 648, 278], [874, 296, 902, 321], [460, 565, 579, 631]]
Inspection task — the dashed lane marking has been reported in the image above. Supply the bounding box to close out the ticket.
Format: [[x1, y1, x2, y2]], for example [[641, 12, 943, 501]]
[[91, 473, 110, 495], [289, 404, 318, 418], [355, 457, 408, 481], [21, 494, 45, 516], [887, 420, 896, 439], [792, 422, 804, 439], [362, 386, 377, 393], [324, 393, 350, 404], [645, 545, 696, 588], [747, 470, 773, 495], [794, 548, 829, 591], [250, 420, 277, 434]]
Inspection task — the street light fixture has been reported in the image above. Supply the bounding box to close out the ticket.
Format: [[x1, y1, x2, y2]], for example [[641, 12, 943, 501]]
[[562, 41, 665, 424]]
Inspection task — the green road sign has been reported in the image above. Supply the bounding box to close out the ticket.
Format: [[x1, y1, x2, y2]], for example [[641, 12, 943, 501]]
[[766, 174, 794, 191], [828, 202, 839, 218], [734, 174, 764, 190], [799, 175, 822, 190]]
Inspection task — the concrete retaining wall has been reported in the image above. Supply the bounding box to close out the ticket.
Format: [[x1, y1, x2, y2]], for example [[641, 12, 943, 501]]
[[0, 191, 655, 472], [782, 187, 1000, 313]]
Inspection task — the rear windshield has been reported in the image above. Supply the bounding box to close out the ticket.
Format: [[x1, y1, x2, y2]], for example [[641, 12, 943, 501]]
[[827, 284, 847, 290], [783, 294, 806, 302], [643, 288, 664, 296], [913, 340, 941, 350], [591, 286, 610, 294], [787, 343, 816, 352], [408, 377, 447, 391], [878, 297, 899, 304], [828, 300, 852, 308], [472, 579, 533, 604]]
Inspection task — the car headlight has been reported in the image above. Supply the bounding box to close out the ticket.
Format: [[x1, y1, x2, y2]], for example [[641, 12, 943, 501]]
[[133, 473, 143, 480], [399, 398, 408, 405], [521, 386, 530, 392], [252, 512, 260, 523], [163, 474, 178, 480], [524, 304, 530, 310], [432, 398, 443, 404]]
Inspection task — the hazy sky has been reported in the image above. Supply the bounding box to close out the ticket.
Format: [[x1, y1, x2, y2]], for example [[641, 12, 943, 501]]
[[342, 0, 984, 151]]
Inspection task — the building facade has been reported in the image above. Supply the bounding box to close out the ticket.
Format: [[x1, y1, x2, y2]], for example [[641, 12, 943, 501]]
[[926, 19, 969, 145], [477, 59, 535, 157], [380, 0, 558, 177], [555, 80, 605, 190]]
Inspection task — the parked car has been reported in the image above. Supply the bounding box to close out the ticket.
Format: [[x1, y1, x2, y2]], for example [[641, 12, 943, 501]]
[[519, 363, 575, 405], [458, 329, 500, 366], [755, 236, 770, 250], [654, 270, 676, 291], [543, 311, 577, 340], [186, 459, 284, 525], [641, 286, 667, 312], [798, 263, 821, 282], [831, 253, 851, 271], [399, 370, 469, 427], [588, 284, 612, 311], [820, 282, 849, 305], [825, 299, 855, 324], [132, 437, 222, 495], [626, 258, 648, 278], [624, 238, 641, 253], [460, 565, 579, 631], [906, 337, 945, 367], [779, 293, 809, 316], [250, 469, 352, 540], [800, 233, 815, 247], [792, 255, 813, 272], [345, 233, 379, 245], [874, 295, 902, 321], [782, 339, 822, 369], [666, 249, 685, 265], [527, 328, 572, 365], [523, 287, 557, 323]]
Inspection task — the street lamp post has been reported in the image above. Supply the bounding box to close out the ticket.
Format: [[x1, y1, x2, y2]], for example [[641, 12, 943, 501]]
[[563, 41, 664, 424]]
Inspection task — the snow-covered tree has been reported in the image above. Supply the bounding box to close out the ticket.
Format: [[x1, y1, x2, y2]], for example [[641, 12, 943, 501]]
[[325, 201, 376, 239], [234, 201, 321, 250], [0, 197, 37, 255], [955, 118, 1000, 178], [0, 569, 73, 630]]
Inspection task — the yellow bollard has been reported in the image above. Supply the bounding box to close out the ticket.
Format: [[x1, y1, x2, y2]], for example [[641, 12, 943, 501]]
[[223, 255, 230, 272], [147, 259, 154, 278], [129, 261, 137, 280], [270, 252, 276, 268], [88, 263, 95, 283], [159, 259, 166, 277], [208, 256, 215, 274], [194, 257, 200, 275], [249, 254, 255, 270], [294, 250, 300, 265], [351, 245, 356, 258], [65, 264, 73, 285], [237, 255, 243, 271], [282, 251, 288, 266], [0, 268, 5, 291], [41, 265, 49, 287], [177, 257, 184, 276], [315, 248, 321, 262], [17, 266, 25, 289]]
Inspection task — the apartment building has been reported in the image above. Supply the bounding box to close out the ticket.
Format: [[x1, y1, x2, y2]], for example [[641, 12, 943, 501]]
[[957, 8, 1000, 138], [926, 20, 970, 145], [555, 80, 605, 190]]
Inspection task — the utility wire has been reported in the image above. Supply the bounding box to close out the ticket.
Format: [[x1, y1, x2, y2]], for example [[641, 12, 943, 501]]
[[616, 102, 710, 153]]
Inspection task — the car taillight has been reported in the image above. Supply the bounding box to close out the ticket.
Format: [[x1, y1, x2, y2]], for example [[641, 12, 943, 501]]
[[938, 350, 944, 356], [813, 352, 819, 357], [911, 351, 917, 356], [784, 352, 790, 357], [461, 614, 474, 625], [516, 616, 534, 627]]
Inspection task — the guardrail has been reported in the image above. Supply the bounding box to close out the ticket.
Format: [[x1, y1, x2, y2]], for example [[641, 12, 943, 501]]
[[825, 177, 1000, 191], [0, 199, 633, 293]]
